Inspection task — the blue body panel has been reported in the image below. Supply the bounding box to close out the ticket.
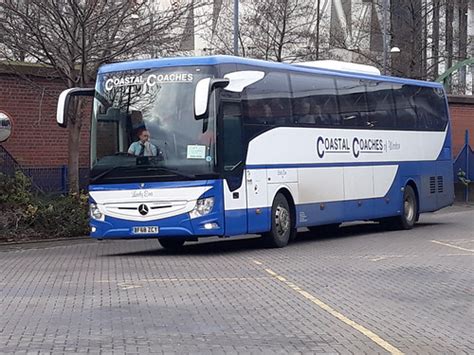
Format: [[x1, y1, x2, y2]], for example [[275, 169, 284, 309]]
[[89, 157, 454, 239], [90, 179, 225, 239]]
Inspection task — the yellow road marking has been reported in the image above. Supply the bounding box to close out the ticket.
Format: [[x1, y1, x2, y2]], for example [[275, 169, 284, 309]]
[[257, 263, 403, 355], [430, 240, 474, 253], [97, 277, 268, 284], [365, 255, 406, 262], [117, 282, 143, 290], [145, 277, 268, 282]]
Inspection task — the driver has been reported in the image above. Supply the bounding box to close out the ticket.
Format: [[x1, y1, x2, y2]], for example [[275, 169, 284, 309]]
[[128, 128, 162, 158]]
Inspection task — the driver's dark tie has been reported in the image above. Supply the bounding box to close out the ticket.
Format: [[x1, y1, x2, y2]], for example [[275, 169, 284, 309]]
[[139, 144, 145, 157]]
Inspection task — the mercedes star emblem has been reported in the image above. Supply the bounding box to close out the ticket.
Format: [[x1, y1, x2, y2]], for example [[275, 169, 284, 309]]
[[138, 204, 149, 216]]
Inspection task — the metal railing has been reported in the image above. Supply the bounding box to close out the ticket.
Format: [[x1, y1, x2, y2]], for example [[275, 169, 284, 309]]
[[0, 145, 89, 194], [453, 129, 473, 202]]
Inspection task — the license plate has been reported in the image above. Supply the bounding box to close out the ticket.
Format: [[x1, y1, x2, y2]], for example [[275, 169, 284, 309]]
[[132, 226, 159, 234]]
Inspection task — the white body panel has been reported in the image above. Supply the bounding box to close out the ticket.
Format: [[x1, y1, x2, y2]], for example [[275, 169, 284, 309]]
[[296, 60, 381, 76], [245, 127, 446, 209], [246, 128, 445, 165], [223, 177, 247, 211], [246, 169, 268, 209], [90, 186, 211, 222], [344, 166, 374, 200], [298, 168, 345, 203]]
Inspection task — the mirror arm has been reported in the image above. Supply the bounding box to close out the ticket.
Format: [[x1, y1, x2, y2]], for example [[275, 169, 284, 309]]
[[57, 87, 95, 128], [211, 78, 230, 89]]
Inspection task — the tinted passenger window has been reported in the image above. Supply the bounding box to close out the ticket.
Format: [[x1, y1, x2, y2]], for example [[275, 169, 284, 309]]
[[222, 102, 243, 171], [242, 71, 292, 126], [336, 78, 370, 128], [365, 81, 396, 129], [290, 73, 338, 126], [392, 84, 418, 130], [413, 86, 448, 131]]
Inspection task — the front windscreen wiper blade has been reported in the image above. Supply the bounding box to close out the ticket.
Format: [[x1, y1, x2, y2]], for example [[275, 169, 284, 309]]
[[143, 167, 196, 180], [90, 166, 129, 183]]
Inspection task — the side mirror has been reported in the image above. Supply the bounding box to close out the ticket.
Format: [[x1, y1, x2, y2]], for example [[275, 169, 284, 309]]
[[194, 78, 229, 119], [56, 87, 95, 127]]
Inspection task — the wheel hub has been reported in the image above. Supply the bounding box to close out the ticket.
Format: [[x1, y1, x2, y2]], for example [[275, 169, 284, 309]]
[[275, 205, 290, 236], [404, 195, 414, 222]]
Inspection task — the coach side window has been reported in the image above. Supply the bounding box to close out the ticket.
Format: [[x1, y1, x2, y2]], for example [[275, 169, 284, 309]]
[[365, 81, 396, 129], [413, 87, 448, 131], [242, 71, 292, 126], [222, 101, 244, 171], [336, 78, 370, 128], [392, 84, 418, 130], [290, 73, 338, 126]]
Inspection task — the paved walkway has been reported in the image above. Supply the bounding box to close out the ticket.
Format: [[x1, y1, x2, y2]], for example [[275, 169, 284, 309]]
[[0, 207, 473, 354]]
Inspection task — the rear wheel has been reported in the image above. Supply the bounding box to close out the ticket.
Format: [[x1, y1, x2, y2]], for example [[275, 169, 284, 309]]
[[263, 193, 295, 248], [384, 185, 418, 230], [158, 238, 185, 250]]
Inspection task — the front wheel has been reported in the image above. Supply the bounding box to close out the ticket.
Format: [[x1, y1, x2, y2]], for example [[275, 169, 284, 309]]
[[158, 238, 185, 250], [263, 193, 295, 248]]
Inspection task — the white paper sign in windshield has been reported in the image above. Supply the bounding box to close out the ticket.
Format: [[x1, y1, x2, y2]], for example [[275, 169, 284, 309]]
[[187, 145, 206, 159]]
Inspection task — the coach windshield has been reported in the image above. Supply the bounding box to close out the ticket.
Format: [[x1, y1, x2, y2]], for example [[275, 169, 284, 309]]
[[90, 66, 217, 183]]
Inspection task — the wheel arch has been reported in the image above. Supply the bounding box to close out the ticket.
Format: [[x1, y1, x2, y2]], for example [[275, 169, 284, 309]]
[[404, 178, 420, 219]]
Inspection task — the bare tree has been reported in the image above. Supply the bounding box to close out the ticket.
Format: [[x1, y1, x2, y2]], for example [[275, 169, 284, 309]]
[[445, 0, 454, 89], [247, 0, 327, 62], [457, 0, 469, 93], [390, 0, 425, 79], [431, 0, 440, 79], [205, 0, 326, 62], [330, 0, 452, 82], [0, 0, 196, 193]]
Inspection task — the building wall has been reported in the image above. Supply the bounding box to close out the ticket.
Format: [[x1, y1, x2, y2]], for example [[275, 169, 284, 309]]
[[0, 72, 90, 168], [449, 96, 474, 157]]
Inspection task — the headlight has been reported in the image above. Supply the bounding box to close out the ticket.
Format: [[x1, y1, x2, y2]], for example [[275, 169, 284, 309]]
[[189, 197, 214, 219], [90, 203, 104, 221]]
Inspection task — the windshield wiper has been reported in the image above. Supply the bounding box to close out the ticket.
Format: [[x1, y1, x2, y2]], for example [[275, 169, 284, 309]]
[[90, 166, 128, 183], [143, 167, 196, 179], [91, 165, 198, 183]]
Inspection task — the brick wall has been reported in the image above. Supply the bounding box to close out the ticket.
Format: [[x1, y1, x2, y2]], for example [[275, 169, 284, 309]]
[[0, 67, 90, 168], [448, 96, 474, 157]]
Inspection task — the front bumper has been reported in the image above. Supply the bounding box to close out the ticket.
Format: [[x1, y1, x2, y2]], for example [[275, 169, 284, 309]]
[[89, 179, 224, 239]]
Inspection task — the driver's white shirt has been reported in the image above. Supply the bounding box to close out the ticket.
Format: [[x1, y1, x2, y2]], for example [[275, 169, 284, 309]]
[[127, 141, 158, 157]]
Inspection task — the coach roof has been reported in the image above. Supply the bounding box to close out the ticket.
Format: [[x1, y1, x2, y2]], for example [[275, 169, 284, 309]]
[[98, 55, 444, 89]]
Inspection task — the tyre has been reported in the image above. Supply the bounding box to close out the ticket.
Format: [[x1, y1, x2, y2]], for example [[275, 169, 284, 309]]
[[388, 185, 418, 230], [158, 238, 185, 250], [263, 193, 296, 248]]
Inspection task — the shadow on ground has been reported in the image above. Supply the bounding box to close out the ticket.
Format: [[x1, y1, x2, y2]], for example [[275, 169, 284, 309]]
[[104, 221, 443, 258]]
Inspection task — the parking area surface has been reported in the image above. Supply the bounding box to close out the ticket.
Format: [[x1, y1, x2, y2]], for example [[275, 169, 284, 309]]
[[0, 206, 473, 354]]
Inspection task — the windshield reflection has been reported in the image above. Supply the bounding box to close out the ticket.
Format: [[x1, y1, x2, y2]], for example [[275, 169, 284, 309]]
[[90, 66, 216, 183]]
